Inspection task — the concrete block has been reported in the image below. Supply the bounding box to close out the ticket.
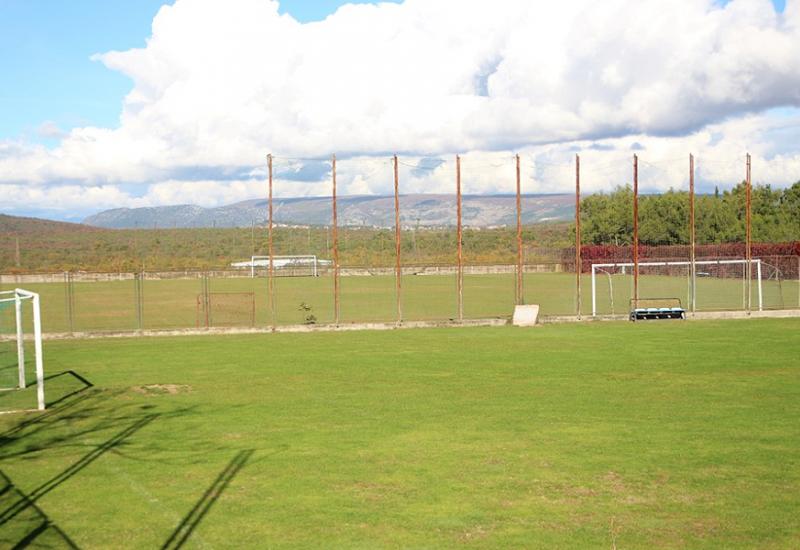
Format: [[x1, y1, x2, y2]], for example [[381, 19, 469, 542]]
[[512, 304, 540, 326]]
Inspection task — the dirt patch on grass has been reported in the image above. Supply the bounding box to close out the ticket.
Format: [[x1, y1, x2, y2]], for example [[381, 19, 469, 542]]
[[131, 384, 191, 396], [458, 524, 493, 543]]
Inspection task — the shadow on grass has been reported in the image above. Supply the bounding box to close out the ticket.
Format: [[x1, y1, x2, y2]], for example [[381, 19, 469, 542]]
[[0, 470, 80, 549], [0, 414, 158, 528], [161, 449, 254, 550], [43, 370, 95, 408]]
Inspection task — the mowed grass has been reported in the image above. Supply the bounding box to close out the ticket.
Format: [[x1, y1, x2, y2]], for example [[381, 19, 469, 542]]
[[1, 319, 799, 548], [3, 273, 797, 333]]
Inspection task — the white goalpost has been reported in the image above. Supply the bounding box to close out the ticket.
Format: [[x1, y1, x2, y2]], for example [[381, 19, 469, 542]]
[[0, 289, 45, 413], [590, 259, 763, 317]]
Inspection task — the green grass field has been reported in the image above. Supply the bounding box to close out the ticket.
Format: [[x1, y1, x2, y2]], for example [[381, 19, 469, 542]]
[[2, 273, 797, 334], [1, 319, 799, 548]]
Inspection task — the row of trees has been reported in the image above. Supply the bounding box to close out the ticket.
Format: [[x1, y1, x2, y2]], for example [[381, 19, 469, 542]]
[[579, 182, 800, 245]]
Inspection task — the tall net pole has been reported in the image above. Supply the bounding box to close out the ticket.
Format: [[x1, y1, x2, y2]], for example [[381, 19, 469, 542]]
[[332, 154, 340, 325], [456, 155, 463, 321], [746, 153, 752, 314], [515, 154, 523, 305], [268, 153, 275, 330], [575, 154, 581, 318], [633, 154, 639, 303], [689, 153, 696, 313], [393, 155, 402, 324]]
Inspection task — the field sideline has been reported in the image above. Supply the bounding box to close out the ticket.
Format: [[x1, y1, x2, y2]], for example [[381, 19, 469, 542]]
[[1, 319, 799, 548]]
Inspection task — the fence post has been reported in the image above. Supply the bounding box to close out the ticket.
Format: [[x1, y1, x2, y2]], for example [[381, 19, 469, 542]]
[[633, 154, 639, 305], [575, 154, 581, 318], [393, 155, 402, 324], [689, 154, 696, 314], [456, 155, 463, 321], [64, 271, 75, 334], [268, 153, 276, 330], [745, 153, 752, 314], [332, 154, 340, 325], [516, 154, 523, 306], [135, 272, 144, 330]]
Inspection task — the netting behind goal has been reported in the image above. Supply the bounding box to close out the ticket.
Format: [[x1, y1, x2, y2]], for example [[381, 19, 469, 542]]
[[591, 259, 765, 315]]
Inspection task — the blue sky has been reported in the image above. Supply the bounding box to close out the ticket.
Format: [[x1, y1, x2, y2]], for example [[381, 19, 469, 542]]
[[0, 0, 399, 144]]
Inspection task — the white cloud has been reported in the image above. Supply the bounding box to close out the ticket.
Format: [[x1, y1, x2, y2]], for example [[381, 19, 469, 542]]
[[2, 0, 800, 217]]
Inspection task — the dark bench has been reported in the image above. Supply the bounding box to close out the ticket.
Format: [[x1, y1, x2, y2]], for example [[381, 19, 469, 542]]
[[629, 298, 685, 321]]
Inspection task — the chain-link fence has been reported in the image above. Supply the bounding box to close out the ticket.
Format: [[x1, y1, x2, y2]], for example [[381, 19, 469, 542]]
[[1, 154, 798, 333]]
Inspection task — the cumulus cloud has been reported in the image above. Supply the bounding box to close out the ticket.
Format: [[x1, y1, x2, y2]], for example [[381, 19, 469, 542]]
[[2, 0, 800, 217]]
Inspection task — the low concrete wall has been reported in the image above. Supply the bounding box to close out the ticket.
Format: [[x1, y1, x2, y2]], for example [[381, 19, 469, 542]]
[[3, 317, 510, 341], [2, 308, 796, 342]]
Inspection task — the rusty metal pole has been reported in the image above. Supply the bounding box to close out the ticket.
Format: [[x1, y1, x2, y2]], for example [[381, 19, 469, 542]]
[[575, 154, 581, 318], [268, 154, 276, 330], [689, 153, 696, 313], [456, 155, 463, 321], [332, 154, 340, 325], [746, 153, 752, 314], [394, 155, 402, 324], [515, 154, 523, 305], [633, 154, 639, 305]]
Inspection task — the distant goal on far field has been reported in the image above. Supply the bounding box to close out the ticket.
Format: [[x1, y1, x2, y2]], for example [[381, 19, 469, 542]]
[[0, 289, 45, 413], [591, 259, 764, 316], [230, 255, 328, 278]]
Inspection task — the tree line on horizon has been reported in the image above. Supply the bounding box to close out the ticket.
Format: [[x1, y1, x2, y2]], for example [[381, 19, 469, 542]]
[[579, 181, 800, 246]]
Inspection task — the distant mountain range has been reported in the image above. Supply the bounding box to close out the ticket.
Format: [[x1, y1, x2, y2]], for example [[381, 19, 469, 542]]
[[83, 194, 574, 229]]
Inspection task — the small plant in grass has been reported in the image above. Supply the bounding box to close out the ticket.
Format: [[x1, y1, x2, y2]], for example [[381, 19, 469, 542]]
[[298, 302, 316, 324]]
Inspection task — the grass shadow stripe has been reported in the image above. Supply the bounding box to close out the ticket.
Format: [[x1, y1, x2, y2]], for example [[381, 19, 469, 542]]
[[0, 470, 80, 550], [161, 449, 254, 550], [0, 414, 158, 527]]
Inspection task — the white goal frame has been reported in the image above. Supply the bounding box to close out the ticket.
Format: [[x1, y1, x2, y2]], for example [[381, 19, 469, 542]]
[[0, 289, 45, 412], [250, 255, 319, 278], [591, 259, 763, 317]]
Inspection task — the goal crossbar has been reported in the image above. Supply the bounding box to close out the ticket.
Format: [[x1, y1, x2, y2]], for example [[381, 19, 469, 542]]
[[591, 259, 763, 316], [0, 289, 45, 412]]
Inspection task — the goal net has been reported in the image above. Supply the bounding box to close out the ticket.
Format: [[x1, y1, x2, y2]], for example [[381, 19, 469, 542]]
[[196, 292, 256, 328], [0, 289, 45, 413], [591, 259, 763, 316]]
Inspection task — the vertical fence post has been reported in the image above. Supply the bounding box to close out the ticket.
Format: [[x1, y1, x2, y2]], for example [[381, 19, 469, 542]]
[[575, 154, 581, 318], [456, 155, 463, 321], [268, 153, 276, 330], [64, 271, 75, 334], [515, 154, 523, 306], [204, 274, 211, 328], [633, 154, 639, 304], [393, 155, 402, 324], [135, 272, 144, 330], [746, 153, 752, 314], [332, 154, 340, 325], [689, 153, 696, 314]]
